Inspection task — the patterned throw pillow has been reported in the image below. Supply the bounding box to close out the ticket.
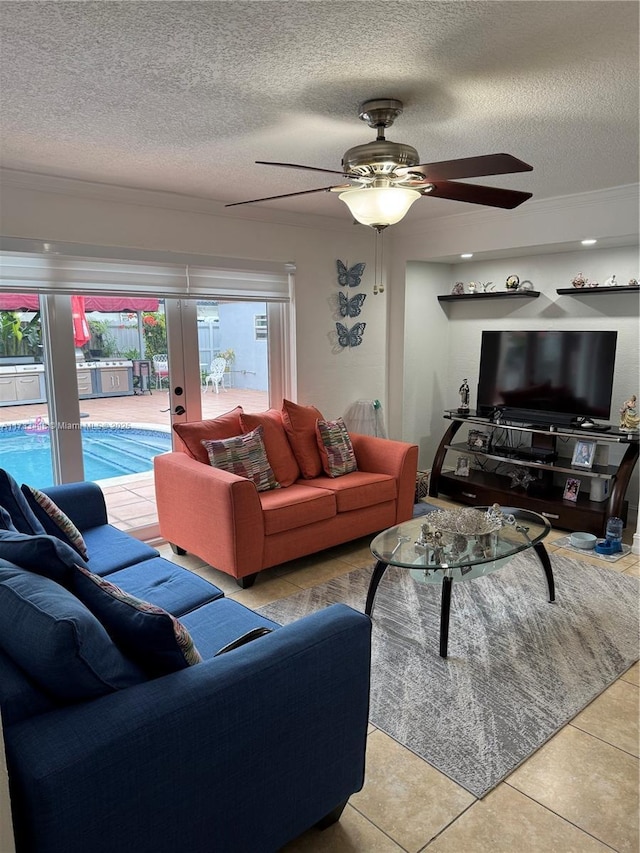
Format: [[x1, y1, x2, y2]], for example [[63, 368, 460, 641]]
[[73, 565, 202, 677], [21, 485, 89, 560], [315, 417, 358, 478], [202, 426, 279, 492]]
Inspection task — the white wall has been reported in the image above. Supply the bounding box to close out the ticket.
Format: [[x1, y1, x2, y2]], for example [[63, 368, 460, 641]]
[[0, 175, 388, 421]]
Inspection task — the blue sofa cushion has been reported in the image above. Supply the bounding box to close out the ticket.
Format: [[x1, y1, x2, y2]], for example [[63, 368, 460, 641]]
[[0, 529, 88, 584], [106, 557, 224, 616], [73, 565, 203, 676], [21, 484, 89, 559], [0, 468, 46, 535], [0, 645, 59, 726], [180, 597, 281, 659], [0, 506, 17, 530], [80, 525, 159, 575], [0, 563, 146, 701]]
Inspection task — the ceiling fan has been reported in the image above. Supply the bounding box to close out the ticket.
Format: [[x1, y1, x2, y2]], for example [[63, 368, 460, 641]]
[[226, 98, 533, 230]]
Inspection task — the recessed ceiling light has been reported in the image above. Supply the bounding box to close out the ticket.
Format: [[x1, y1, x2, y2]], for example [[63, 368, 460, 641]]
[[581, 239, 597, 245], [460, 253, 473, 258]]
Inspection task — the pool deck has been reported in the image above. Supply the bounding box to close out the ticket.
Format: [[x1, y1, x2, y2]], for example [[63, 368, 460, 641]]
[[1, 387, 268, 531]]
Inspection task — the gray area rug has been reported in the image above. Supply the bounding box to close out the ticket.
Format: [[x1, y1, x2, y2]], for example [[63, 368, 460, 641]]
[[259, 553, 639, 798]]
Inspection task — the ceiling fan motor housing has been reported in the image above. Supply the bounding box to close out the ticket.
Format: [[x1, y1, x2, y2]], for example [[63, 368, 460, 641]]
[[342, 140, 420, 177]]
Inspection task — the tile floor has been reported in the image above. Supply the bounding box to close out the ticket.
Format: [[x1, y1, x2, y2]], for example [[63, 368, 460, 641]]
[[153, 496, 639, 853]]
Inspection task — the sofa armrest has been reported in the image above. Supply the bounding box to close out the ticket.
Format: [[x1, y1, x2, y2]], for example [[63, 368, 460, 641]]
[[350, 433, 419, 523], [41, 482, 108, 530], [154, 452, 265, 578], [6, 603, 371, 853]]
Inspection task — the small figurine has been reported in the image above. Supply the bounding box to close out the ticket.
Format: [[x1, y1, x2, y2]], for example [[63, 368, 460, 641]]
[[479, 281, 495, 292], [588, 280, 599, 288], [468, 281, 477, 294], [571, 272, 587, 288], [451, 281, 465, 294], [628, 278, 639, 287], [458, 379, 470, 412], [619, 394, 640, 431], [505, 274, 520, 290], [604, 274, 618, 287]]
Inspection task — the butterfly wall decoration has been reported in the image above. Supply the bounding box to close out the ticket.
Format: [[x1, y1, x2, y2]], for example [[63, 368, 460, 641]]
[[338, 291, 366, 318], [336, 260, 365, 288], [336, 321, 366, 348]]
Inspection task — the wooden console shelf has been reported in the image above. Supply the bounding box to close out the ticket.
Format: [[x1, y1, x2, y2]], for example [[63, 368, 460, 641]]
[[429, 413, 639, 537]]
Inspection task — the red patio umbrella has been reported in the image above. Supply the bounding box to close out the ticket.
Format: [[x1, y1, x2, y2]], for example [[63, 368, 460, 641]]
[[71, 295, 90, 347]]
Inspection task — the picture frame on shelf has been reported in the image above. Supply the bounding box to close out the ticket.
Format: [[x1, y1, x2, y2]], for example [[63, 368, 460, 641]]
[[571, 439, 597, 469], [563, 477, 581, 502], [455, 456, 470, 477]]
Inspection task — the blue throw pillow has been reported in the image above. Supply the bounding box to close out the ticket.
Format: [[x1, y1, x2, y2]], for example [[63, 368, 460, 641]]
[[0, 563, 146, 701], [0, 469, 46, 535], [73, 566, 202, 677], [0, 506, 17, 531], [0, 529, 88, 585]]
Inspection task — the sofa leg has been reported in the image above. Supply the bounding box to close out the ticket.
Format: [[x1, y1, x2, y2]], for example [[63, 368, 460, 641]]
[[236, 573, 258, 589], [170, 543, 187, 556], [315, 799, 349, 830]]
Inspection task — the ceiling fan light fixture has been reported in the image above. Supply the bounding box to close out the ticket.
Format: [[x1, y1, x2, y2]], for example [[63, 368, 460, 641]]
[[338, 186, 421, 228]]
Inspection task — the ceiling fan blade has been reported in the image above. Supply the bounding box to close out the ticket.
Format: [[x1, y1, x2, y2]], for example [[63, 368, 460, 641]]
[[256, 160, 355, 179], [425, 181, 533, 209], [225, 185, 347, 208], [404, 153, 533, 182]]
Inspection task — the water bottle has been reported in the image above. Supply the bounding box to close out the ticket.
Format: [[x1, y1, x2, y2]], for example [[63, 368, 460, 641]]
[[605, 517, 623, 551]]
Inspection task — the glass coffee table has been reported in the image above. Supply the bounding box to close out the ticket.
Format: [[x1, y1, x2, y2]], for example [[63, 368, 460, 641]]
[[367, 505, 554, 657]]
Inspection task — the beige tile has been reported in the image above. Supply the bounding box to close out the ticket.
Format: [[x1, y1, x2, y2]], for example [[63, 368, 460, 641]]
[[284, 557, 359, 590], [104, 490, 148, 508], [621, 661, 640, 686], [108, 500, 158, 521], [571, 680, 639, 756], [508, 726, 639, 853], [228, 576, 302, 607], [428, 783, 610, 853], [623, 562, 640, 577], [280, 804, 403, 852], [349, 730, 474, 852]]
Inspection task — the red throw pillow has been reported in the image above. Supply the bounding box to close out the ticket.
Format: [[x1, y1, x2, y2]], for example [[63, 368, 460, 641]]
[[173, 406, 243, 464], [240, 409, 300, 487], [281, 399, 325, 479]]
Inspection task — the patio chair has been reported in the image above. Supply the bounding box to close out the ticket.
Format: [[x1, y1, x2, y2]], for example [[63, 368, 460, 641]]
[[204, 357, 227, 393], [153, 354, 169, 389]]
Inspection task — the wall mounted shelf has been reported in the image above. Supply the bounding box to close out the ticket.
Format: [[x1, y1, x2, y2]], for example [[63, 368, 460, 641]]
[[556, 286, 639, 296], [437, 291, 540, 303]]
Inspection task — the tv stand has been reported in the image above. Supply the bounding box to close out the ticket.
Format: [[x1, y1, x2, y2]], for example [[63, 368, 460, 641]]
[[429, 413, 639, 537]]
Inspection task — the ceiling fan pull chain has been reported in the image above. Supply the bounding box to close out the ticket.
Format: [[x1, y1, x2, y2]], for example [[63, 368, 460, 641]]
[[373, 229, 385, 294]]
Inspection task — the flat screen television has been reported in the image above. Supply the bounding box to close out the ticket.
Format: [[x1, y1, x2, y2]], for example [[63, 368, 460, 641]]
[[476, 330, 618, 426]]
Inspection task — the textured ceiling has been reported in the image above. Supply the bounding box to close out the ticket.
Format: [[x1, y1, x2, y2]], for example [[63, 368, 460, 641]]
[[0, 1, 638, 225]]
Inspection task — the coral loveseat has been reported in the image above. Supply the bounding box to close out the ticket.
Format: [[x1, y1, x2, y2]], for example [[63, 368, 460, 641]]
[[154, 400, 419, 587], [0, 473, 372, 853]]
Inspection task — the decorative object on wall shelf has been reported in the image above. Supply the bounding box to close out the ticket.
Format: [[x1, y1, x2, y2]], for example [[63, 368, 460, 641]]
[[518, 279, 533, 291], [571, 272, 588, 288], [619, 394, 639, 432], [468, 281, 477, 294], [629, 278, 639, 287], [571, 439, 597, 469], [451, 281, 465, 295], [336, 260, 365, 287], [505, 274, 520, 290], [508, 468, 535, 490], [335, 321, 366, 348], [479, 281, 494, 292], [458, 378, 470, 413], [338, 292, 366, 317], [588, 279, 600, 287], [563, 477, 581, 502], [603, 274, 618, 287]]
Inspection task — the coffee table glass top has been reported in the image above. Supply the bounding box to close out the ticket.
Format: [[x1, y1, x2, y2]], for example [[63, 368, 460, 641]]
[[370, 505, 551, 584]]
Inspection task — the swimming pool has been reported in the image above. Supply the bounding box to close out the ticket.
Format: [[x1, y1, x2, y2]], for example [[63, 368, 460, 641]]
[[0, 425, 172, 487]]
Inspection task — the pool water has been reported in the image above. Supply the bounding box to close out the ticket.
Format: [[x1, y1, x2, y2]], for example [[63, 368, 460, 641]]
[[1, 426, 172, 487]]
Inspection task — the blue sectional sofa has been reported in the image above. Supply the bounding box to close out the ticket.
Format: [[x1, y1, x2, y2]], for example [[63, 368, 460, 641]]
[[0, 474, 372, 853]]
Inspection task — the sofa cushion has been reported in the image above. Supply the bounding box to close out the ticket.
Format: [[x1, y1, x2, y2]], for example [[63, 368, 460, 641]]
[[0, 563, 146, 701], [0, 468, 46, 535], [179, 597, 281, 660], [80, 525, 159, 575], [281, 399, 325, 479], [240, 409, 300, 487], [173, 406, 244, 464], [303, 471, 397, 513], [0, 506, 17, 530], [0, 528, 89, 584], [21, 484, 89, 559], [203, 425, 279, 492], [73, 565, 203, 677], [105, 557, 224, 616], [316, 417, 358, 477], [258, 483, 336, 536], [0, 645, 59, 726]]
